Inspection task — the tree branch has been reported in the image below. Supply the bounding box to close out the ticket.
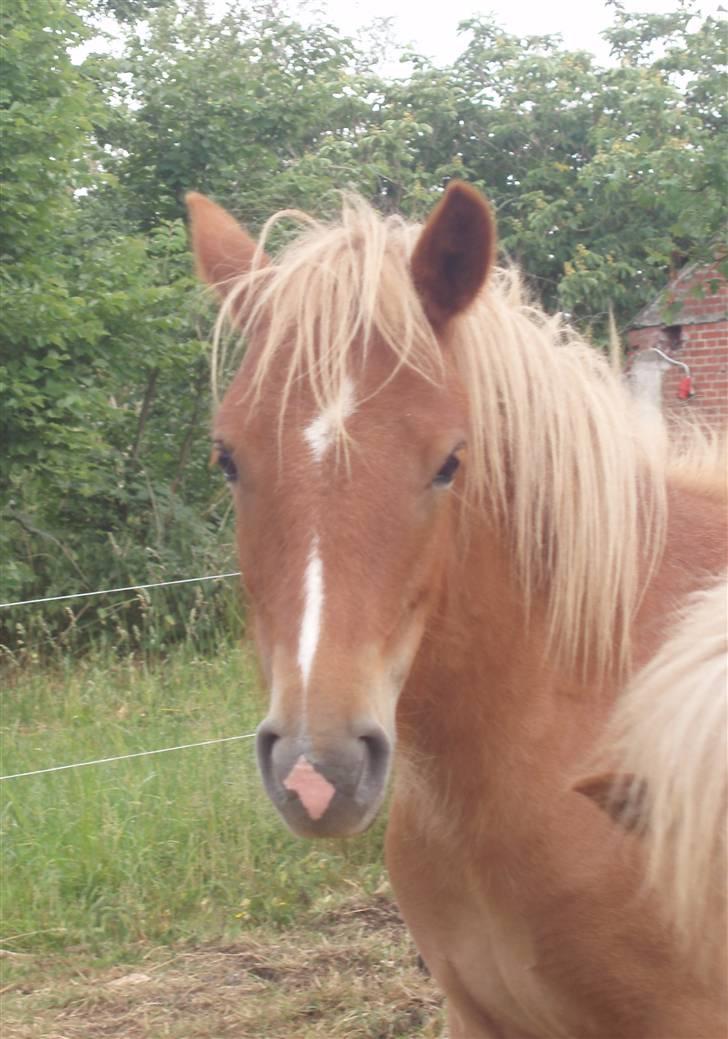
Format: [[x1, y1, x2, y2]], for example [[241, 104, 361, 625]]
[[130, 367, 159, 466], [7, 512, 88, 585]]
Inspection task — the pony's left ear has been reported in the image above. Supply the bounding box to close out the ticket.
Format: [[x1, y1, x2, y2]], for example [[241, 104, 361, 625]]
[[185, 192, 267, 298], [574, 771, 647, 834], [410, 181, 496, 329]]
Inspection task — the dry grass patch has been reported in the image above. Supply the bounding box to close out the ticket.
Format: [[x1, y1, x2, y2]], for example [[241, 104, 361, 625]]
[[1, 893, 444, 1038]]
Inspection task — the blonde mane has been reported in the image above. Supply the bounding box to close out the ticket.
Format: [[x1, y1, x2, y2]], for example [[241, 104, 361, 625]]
[[213, 194, 699, 678]]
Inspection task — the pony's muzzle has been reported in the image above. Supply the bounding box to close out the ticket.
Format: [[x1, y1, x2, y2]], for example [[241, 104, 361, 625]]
[[256, 719, 391, 837]]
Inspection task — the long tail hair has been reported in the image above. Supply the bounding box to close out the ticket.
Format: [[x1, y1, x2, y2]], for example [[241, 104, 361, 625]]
[[583, 580, 727, 977]]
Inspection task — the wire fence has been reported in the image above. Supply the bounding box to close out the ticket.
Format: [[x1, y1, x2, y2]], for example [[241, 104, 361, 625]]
[[0, 571, 242, 610], [1, 569, 254, 783], [0, 732, 257, 782]]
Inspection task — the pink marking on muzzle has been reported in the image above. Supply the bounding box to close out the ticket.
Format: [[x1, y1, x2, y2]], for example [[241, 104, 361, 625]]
[[282, 755, 336, 820]]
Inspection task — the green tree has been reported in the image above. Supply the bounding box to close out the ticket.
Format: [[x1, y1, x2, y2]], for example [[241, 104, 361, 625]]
[[86, 1, 376, 231], [0, 1, 229, 648], [560, 6, 727, 320], [1, 0, 100, 597], [422, 10, 726, 324]]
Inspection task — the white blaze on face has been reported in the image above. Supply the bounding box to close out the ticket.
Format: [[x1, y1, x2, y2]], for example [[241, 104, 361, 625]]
[[303, 376, 356, 462], [297, 378, 354, 692], [298, 535, 324, 692]]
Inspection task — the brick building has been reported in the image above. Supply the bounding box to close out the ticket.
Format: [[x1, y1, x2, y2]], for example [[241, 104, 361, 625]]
[[626, 262, 728, 427]]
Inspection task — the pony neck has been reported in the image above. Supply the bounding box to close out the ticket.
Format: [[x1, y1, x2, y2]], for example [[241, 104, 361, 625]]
[[395, 509, 617, 822]]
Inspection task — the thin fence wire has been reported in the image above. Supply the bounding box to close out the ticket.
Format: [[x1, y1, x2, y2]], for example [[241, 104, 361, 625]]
[[0, 571, 242, 610], [1, 570, 251, 782], [1, 595, 264, 954], [0, 732, 257, 782]]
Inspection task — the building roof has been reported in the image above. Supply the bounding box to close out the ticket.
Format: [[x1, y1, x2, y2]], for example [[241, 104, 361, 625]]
[[629, 261, 728, 330]]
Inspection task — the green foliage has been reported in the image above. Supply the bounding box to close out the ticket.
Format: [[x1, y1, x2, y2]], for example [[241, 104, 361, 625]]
[[1, 214, 233, 647], [2, 0, 725, 649], [88, 0, 371, 229], [0, 1, 232, 645], [90, 0, 175, 24], [1, 0, 99, 613], [371, 11, 727, 320], [554, 6, 728, 318], [0, 0, 92, 257]]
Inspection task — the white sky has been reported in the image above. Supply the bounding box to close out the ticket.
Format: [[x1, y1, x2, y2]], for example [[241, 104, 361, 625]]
[[79, 1, 724, 70], [314, 0, 723, 65]]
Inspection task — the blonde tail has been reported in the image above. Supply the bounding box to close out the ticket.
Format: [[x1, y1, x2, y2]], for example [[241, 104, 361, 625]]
[[580, 580, 728, 975]]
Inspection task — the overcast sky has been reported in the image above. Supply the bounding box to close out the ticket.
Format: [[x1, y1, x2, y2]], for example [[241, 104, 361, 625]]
[[315, 0, 723, 65], [80, 0, 724, 69]]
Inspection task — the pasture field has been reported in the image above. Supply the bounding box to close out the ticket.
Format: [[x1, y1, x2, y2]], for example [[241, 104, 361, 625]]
[[0, 644, 442, 1036]]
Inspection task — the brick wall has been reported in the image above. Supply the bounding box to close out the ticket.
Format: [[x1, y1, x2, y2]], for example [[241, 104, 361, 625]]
[[626, 264, 728, 427]]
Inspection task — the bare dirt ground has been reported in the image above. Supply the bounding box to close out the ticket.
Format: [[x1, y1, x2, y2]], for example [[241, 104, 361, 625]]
[[1, 894, 444, 1038]]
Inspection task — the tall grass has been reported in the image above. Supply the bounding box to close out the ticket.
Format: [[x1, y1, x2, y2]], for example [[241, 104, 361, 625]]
[[1, 577, 244, 665], [0, 643, 385, 955]]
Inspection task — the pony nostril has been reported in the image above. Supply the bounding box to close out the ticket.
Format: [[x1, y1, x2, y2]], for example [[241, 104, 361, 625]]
[[255, 721, 280, 770], [356, 725, 390, 774]]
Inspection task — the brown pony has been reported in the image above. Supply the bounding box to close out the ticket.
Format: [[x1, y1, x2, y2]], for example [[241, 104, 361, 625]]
[[187, 183, 727, 1037]]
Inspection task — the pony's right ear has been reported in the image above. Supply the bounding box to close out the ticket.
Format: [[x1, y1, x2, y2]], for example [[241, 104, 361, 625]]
[[185, 192, 267, 298]]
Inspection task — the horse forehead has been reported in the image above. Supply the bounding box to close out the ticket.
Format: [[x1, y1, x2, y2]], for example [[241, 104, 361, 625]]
[[216, 342, 464, 459], [294, 371, 461, 451]]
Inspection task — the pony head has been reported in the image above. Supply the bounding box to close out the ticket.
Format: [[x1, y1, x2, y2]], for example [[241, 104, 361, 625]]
[[187, 184, 495, 836]]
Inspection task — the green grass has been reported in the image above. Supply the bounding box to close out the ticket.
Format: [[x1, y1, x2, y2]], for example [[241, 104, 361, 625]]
[[0, 644, 386, 956]]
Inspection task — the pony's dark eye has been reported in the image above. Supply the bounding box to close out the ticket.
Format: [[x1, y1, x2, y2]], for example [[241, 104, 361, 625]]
[[216, 447, 238, 482], [433, 453, 460, 487]]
